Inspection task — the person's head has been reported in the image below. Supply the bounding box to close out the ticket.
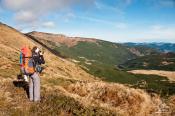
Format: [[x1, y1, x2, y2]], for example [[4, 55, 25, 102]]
[[32, 46, 40, 53]]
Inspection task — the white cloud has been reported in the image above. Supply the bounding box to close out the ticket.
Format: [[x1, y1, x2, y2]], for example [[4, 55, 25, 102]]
[[149, 25, 175, 40], [42, 21, 55, 28], [1, 0, 131, 30], [1, 0, 31, 11], [14, 10, 37, 23], [1, 0, 95, 28]]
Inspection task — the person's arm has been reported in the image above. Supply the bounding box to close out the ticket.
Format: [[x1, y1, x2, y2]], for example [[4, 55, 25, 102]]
[[39, 55, 45, 64], [37, 52, 45, 64]]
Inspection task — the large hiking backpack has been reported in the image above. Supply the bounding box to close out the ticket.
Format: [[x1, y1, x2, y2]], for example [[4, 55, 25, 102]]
[[32, 51, 44, 73], [20, 47, 35, 75]]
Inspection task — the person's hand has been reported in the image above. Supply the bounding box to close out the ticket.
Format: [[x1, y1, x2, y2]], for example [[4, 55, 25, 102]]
[[39, 51, 43, 55]]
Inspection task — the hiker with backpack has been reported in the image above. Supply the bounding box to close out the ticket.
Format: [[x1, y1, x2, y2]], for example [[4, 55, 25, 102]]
[[20, 46, 45, 102], [30, 46, 45, 102]]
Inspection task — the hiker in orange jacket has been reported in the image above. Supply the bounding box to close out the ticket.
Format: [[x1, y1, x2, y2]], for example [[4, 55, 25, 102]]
[[20, 46, 45, 102]]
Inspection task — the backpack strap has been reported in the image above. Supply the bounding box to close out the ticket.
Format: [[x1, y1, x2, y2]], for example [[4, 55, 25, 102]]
[[20, 52, 23, 66]]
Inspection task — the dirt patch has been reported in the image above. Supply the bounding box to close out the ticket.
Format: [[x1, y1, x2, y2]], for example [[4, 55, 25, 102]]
[[160, 61, 174, 66], [128, 70, 175, 82]]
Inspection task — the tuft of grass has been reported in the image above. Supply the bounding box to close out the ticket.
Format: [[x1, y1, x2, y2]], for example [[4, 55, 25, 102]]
[[167, 96, 175, 115], [46, 78, 77, 87]]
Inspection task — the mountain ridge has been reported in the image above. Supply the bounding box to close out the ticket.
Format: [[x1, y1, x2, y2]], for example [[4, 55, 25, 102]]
[[27, 31, 98, 47]]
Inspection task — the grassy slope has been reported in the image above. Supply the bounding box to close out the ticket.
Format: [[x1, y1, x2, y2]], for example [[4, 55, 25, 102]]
[[56, 41, 135, 65]]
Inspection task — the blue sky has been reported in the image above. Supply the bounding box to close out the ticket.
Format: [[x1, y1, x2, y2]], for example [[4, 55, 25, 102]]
[[0, 0, 175, 43]]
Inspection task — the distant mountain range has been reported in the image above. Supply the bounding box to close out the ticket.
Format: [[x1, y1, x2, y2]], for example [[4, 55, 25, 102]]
[[124, 42, 175, 53], [26, 32, 175, 74], [26, 32, 159, 83]]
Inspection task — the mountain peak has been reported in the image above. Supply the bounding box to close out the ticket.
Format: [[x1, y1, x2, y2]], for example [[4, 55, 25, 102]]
[[27, 31, 97, 47]]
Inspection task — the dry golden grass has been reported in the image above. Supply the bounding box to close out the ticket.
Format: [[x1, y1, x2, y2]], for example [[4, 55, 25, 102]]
[[65, 81, 163, 116], [167, 96, 175, 115]]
